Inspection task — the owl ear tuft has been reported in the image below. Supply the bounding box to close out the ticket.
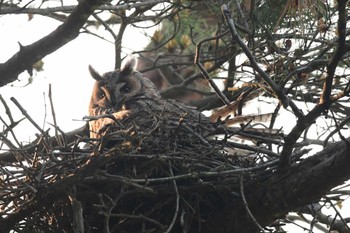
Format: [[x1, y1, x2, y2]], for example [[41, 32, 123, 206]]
[[88, 65, 103, 81], [120, 55, 138, 75]]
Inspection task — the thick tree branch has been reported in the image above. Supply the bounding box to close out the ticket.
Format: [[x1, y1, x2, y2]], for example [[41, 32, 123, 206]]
[[278, 1, 349, 170], [0, 0, 105, 87], [320, 0, 348, 105], [203, 139, 350, 232], [0, 0, 168, 15]]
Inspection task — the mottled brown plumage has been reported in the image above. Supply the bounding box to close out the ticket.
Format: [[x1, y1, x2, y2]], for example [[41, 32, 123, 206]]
[[87, 57, 214, 142]]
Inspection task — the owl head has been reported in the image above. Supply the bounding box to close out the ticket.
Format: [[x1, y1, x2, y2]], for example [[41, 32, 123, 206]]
[[88, 57, 160, 115]]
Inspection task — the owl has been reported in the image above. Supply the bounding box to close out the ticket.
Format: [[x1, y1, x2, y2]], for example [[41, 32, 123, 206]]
[[87, 57, 214, 145]]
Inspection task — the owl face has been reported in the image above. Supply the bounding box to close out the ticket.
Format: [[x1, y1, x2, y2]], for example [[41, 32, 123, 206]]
[[88, 62, 143, 115], [88, 57, 162, 138]]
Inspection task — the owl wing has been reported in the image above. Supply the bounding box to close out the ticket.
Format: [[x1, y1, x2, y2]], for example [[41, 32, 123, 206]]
[[89, 110, 130, 138]]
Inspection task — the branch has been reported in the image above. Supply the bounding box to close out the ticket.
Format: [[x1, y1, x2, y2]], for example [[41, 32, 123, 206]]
[[0, 0, 106, 87], [278, 1, 349, 170], [10, 97, 46, 135], [0, 123, 89, 164], [194, 31, 231, 106], [0, 0, 169, 15], [221, 5, 289, 109], [320, 0, 348, 105], [203, 139, 350, 232]]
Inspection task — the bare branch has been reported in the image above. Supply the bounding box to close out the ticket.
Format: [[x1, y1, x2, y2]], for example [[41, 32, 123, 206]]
[[194, 31, 231, 106], [0, 0, 106, 87], [221, 4, 289, 108], [320, 0, 349, 105]]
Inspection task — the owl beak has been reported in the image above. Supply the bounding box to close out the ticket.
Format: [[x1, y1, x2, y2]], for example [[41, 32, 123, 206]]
[[114, 98, 126, 111]]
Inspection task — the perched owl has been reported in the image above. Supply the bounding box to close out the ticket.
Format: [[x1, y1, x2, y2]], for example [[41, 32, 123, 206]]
[[87, 57, 214, 146]]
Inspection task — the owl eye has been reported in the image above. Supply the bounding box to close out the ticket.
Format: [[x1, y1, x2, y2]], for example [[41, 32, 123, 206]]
[[120, 84, 131, 93], [98, 90, 105, 99]]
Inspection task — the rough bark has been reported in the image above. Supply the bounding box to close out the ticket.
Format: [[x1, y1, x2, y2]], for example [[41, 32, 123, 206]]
[[0, 0, 105, 87], [202, 139, 350, 232]]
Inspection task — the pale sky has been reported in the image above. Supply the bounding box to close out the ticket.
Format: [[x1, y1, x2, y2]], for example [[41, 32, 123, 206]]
[[0, 13, 154, 143]]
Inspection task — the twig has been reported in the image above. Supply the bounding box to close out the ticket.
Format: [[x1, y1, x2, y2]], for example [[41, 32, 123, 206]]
[[134, 20, 179, 55], [164, 161, 180, 233], [273, 0, 291, 32], [0, 132, 18, 150], [10, 97, 46, 135], [48, 84, 63, 147], [47, 123, 68, 148], [221, 4, 295, 112], [234, 0, 249, 30], [216, 140, 280, 158], [239, 175, 264, 231], [108, 213, 165, 229], [0, 94, 14, 123], [325, 110, 350, 147], [99, 172, 156, 194], [194, 31, 231, 106], [0, 124, 89, 163], [302, 203, 350, 233], [101, 158, 280, 184], [0, 95, 25, 148], [0, 166, 38, 193], [181, 123, 211, 147], [324, 196, 350, 232], [0, 115, 24, 148]]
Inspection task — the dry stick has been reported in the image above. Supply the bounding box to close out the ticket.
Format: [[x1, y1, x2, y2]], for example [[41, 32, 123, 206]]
[[239, 175, 264, 231], [101, 173, 156, 194], [194, 31, 231, 106], [110, 213, 164, 229], [10, 97, 46, 135], [114, 20, 128, 70], [324, 196, 350, 232], [304, 204, 350, 233], [234, 0, 249, 30], [93, 11, 125, 70], [221, 4, 304, 119], [0, 166, 38, 192], [328, 110, 350, 146], [68, 187, 84, 233], [323, 115, 350, 147], [48, 84, 63, 147], [0, 95, 24, 148], [0, 94, 15, 123], [0, 115, 24, 149], [0, 132, 18, 150], [164, 161, 180, 233], [106, 158, 280, 184]]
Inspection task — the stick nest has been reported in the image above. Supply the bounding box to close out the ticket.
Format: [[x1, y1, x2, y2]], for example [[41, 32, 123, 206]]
[[0, 116, 281, 233]]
